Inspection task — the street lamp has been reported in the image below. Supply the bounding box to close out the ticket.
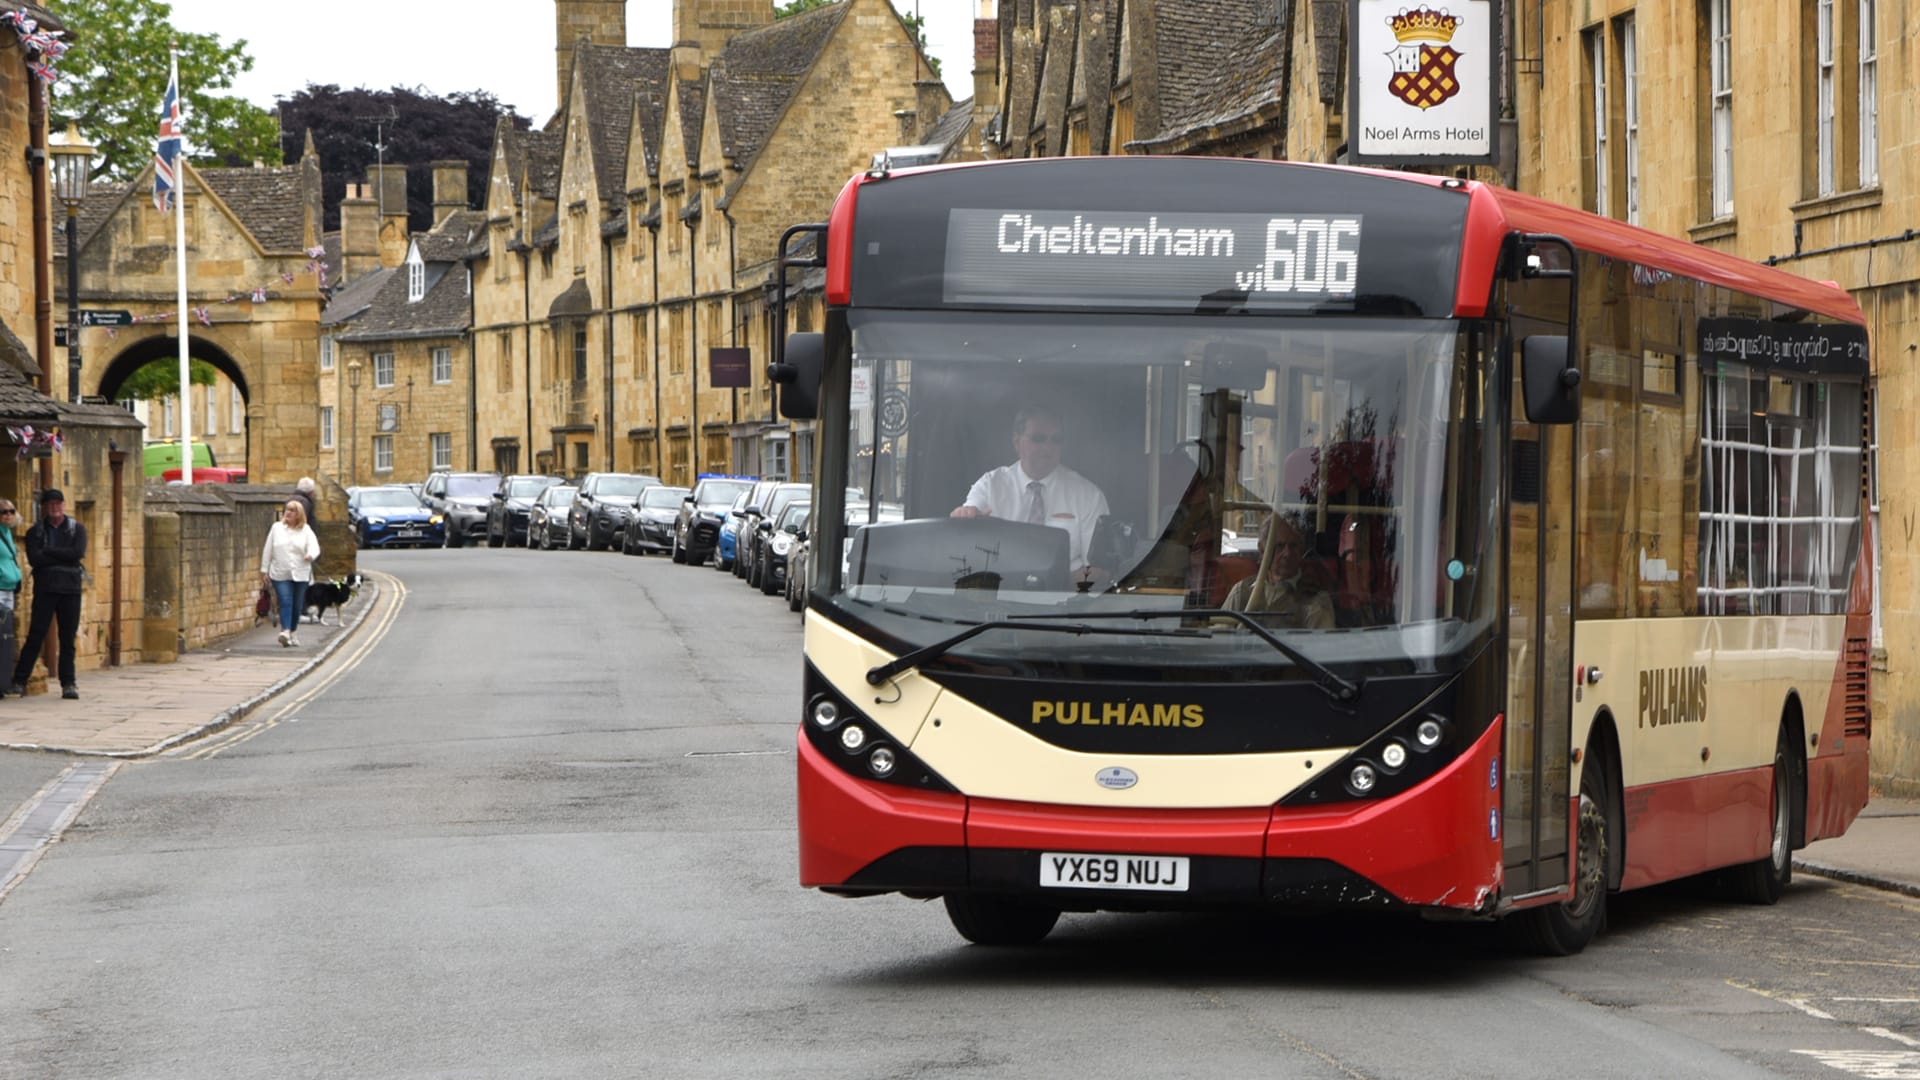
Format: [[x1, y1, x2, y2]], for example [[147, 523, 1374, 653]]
[[48, 123, 96, 405], [347, 359, 363, 485]]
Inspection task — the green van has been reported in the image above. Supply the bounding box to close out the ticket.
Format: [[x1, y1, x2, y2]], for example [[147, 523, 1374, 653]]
[[143, 441, 216, 479]]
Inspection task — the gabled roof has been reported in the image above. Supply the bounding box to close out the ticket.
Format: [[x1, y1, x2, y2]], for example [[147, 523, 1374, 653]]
[[500, 126, 564, 208], [319, 266, 394, 329], [927, 98, 976, 162], [416, 210, 486, 262], [707, 2, 848, 173], [77, 163, 317, 254], [1136, 1, 1287, 148], [198, 165, 316, 250], [568, 44, 672, 204], [676, 76, 708, 172], [335, 258, 469, 343]]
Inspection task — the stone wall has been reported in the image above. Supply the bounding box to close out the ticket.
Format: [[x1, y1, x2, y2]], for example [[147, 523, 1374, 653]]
[[142, 483, 355, 659], [0, 49, 37, 329]]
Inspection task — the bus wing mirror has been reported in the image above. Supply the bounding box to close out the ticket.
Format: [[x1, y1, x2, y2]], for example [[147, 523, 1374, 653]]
[[771, 332, 824, 420], [1521, 335, 1580, 425]]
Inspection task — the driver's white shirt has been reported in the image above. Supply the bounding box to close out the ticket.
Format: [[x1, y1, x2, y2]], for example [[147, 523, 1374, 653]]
[[962, 462, 1110, 570]]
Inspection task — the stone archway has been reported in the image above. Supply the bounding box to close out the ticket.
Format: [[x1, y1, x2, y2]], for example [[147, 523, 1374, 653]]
[[98, 333, 253, 476]]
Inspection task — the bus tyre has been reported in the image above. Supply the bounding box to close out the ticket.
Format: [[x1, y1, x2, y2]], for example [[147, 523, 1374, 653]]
[[1721, 733, 1796, 905], [1510, 749, 1612, 956], [943, 894, 1060, 946]]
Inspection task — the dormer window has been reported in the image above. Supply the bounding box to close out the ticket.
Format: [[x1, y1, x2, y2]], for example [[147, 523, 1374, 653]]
[[406, 245, 425, 303]]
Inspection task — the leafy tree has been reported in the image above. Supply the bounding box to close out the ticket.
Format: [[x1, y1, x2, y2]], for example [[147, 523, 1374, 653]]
[[775, 1, 940, 77], [277, 84, 529, 234], [48, 0, 280, 181], [117, 358, 216, 401]]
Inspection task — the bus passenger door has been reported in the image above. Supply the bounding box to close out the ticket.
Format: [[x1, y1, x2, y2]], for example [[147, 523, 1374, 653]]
[[1502, 274, 1576, 900]]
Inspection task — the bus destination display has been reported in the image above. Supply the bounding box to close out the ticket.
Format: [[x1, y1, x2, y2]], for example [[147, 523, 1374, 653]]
[[943, 209, 1364, 310]]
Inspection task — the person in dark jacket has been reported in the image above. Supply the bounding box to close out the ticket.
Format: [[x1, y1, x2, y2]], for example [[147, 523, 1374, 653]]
[[8, 489, 87, 700], [293, 477, 318, 524]]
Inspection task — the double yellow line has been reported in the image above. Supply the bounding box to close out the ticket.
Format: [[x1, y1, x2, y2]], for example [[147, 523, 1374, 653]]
[[178, 572, 409, 760]]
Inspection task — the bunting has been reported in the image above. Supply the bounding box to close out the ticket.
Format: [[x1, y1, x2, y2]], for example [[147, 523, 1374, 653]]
[[1, 10, 68, 86]]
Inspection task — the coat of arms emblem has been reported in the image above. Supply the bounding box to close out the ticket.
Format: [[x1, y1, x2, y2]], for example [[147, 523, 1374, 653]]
[[1384, 6, 1465, 110]]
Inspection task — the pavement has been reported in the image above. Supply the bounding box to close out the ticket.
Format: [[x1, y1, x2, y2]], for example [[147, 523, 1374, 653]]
[[0, 578, 1911, 897], [0, 575, 381, 758]]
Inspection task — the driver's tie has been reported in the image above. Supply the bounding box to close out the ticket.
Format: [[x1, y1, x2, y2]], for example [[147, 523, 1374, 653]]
[[1026, 481, 1046, 524]]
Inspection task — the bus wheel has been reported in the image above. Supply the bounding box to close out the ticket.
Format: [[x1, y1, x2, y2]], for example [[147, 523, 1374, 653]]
[[1510, 749, 1611, 956], [943, 894, 1060, 946], [1721, 732, 1795, 904]]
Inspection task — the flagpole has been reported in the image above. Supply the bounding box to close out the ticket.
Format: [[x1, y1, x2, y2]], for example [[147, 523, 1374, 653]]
[[171, 45, 192, 485]]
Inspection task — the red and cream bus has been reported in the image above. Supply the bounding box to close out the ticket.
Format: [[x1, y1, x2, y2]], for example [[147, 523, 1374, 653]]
[[775, 157, 1871, 953]]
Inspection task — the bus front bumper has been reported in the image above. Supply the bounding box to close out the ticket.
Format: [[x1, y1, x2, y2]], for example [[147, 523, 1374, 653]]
[[797, 718, 1505, 913]]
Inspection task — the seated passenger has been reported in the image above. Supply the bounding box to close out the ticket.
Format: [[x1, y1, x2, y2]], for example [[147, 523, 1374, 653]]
[[951, 404, 1110, 573], [1222, 513, 1335, 629]]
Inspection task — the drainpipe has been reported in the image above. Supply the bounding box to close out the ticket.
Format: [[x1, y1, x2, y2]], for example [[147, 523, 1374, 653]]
[[27, 72, 54, 492], [466, 265, 477, 470], [108, 442, 126, 665], [687, 212, 699, 481], [651, 222, 662, 475], [724, 207, 739, 435], [603, 234, 615, 471], [521, 248, 533, 470]]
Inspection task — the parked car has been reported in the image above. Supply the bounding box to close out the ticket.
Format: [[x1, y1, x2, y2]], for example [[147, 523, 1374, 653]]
[[714, 490, 754, 572], [739, 482, 811, 588], [781, 505, 819, 611], [528, 484, 579, 550], [422, 471, 502, 548], [759, 500, 811, 596], [348, 486, 444, 549], [622, 484, 689, 555], [568, 472, 663, 551], [486, 474, 559, 547], [730, 480, 787, 579], [672, 476, 757, 565]]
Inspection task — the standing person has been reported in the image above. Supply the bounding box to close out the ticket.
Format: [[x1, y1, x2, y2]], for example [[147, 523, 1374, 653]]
[[0, 499, 19, 689], [9, 490, 88, 699], [293, 477, 318, 523], [261, 499, 321, 647], [951, 404, 1110, 572]]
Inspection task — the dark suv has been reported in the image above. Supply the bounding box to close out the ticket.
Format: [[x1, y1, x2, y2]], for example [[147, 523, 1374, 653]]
[[486, 474, 559, 547], [672, 476, 757, 565], [568, 472, 663, 551], [423, 471, 502, 548]]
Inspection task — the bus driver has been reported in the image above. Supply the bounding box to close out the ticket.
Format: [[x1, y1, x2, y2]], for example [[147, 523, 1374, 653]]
[[951, 404, 1110, 573]]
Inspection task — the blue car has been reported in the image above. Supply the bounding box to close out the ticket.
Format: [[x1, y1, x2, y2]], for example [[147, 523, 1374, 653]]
[[714, 489, 753, 571], [349, 486, 445, 549]]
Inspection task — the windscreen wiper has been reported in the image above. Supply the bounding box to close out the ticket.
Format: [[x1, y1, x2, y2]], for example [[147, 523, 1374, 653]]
[[1008, 609, 1361, 704], [864, 619, 1206, 686]]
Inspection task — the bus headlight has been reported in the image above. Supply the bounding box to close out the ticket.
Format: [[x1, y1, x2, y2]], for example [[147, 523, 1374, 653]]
[[868, 746, 896, 777], [1416, 718, 1445, 749], [810, 700, 840, 729], [839, 725, 867, 752], [1347, 763, 1378, 795], [1380, 741, 1408, 771]]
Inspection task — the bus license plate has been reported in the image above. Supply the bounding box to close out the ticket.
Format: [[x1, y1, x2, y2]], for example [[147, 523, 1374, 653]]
[[1039, 852, 1189, 892]]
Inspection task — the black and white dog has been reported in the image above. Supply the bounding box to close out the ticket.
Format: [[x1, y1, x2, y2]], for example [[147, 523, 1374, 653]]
[[303, 573, 364, 626]]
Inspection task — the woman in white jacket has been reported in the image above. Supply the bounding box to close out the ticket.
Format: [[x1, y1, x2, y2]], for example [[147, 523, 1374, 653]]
[[261, 499, 321, 646]]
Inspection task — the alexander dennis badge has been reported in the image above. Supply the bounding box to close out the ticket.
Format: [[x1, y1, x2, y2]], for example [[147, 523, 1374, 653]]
[[1349, 1, 1498, 165]]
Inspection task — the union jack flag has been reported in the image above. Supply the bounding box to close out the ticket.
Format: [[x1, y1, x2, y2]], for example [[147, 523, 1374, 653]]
[[152, 69, 183, 214]]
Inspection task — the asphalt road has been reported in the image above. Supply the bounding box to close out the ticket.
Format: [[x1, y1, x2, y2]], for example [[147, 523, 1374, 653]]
[[1, 546, 1916, 1079]]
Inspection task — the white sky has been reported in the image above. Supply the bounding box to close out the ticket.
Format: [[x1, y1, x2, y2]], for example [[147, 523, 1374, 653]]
[[158, 1, 977, 129]]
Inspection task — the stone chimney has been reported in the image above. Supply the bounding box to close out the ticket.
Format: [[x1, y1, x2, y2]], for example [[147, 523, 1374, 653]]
[[339, 184, 380, 282], [556, 0, 627, 107], [431, 160, 470, 227], [973, 0, 999, 136], [368, 163, 409, 268], [915, 80, 949, 144], [672, 0, 772, 78]]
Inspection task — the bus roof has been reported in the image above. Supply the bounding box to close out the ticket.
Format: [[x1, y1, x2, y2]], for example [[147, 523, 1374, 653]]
[[1459, 182, 1864, 324], [827, 158, 1865, 326]]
